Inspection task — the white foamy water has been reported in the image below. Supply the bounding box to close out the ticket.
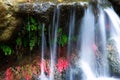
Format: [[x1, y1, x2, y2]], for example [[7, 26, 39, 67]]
[[104, 7, 120, 37], [80, 60, 119, 80], [78, 5, 120, 80], [97, 7, 109, 76], [38, 74, 49, 80], [38, 24, 48, 80], [104, 7, 120, 57], [37, 2, 120, 80], [79, 5, 96, 78]]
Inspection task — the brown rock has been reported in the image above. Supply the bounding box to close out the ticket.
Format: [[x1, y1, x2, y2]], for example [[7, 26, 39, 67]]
[[0, 1, 21, 41]]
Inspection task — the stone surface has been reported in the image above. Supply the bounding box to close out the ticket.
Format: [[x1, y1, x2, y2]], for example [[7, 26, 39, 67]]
[[0, 1, 21, 41], [107, 38, 120, 77], [16, 2, 87, 14], [16, 1, 86, 45], [17, 2, 55, 14], [0, 1, 87, 41]]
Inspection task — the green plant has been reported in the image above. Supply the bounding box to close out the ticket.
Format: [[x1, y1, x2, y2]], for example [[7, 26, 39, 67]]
[[57, 27, 77, 47], [57, 28, 68, 47], [0, 16, 45, 56], [16, 37, 22, 46], [16, 17, 44, 51], [29, 36, 37, 51], [0, 17, 44, 56], [26, 17, 37, 32], [58, 34, 68, 47], [26, 17, 37, 51], [0, 44, 12, 55]]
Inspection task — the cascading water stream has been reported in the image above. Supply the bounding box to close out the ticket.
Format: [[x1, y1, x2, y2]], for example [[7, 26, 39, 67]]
[[67, 6, 76, 80], [104, 7, 120, 37], [78, 5, 96, 80], [38, 24, 48, 80], [67, 6, 75, 58], [80, 60, 119, 80], [97, 7, 109, 76], [49, 5, 60, 80], [104, 7, 120, 57], [37, 1, 120, 80], [76, 1, 120, 79]]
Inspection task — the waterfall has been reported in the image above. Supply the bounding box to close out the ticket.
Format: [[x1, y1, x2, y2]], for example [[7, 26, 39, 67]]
[[38, 24, 49, 80], [104, 7, 120, 57], [67, 6, 75, 59], [67, 6, 76, 80], [37, 1, 120, 80], [77, 3, 120, 80], [97, 7, 109, 76], [49, 5, 60, 80], [78, 5, 96, 79], [104, 7, 120, 38]]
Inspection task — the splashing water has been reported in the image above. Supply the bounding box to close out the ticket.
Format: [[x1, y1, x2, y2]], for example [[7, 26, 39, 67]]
[[77, 4, 120, 80], [80, 60, 119, 80], [80, 60, 95, 80], [37, 1, 120, 80]]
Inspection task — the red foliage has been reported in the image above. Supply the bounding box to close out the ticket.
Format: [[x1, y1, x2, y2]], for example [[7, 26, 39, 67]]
[[25, 74, 31, 80], [22, 70, 26, 77], [16, 66, 21, 72], [5, 67, 13, 80], [4, 57, 70, 80], [32, 66, 37, 75], [56, 58, 69, 73], [39, 60, 50, 75]]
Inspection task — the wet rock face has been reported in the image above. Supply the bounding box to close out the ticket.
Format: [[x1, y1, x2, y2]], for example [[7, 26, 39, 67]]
[[0, 1, 87, 41], [0, 1, 21, 41], [17, 2, 87, 14], [107, 38, 120, 77], [18, 2, 55, 14], [108, 0, 120, 16], [17, 2, 86, 34]]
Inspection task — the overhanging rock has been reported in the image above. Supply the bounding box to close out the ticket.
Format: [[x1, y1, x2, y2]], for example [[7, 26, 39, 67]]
[[17, 2, 55, 14], [16, 2, 87, 28], [0, 1, 88, 41], [16, 2, 88, 16]]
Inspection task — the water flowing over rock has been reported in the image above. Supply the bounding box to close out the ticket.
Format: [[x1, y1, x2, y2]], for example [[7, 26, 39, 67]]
[[107, 38, 120, 77], [108, 0, 120, 16], [1, 0, 120, 80]]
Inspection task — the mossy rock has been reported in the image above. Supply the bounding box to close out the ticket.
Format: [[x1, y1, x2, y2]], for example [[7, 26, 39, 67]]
[[107, 38, 120, 77], [0, 1, 21, 41]]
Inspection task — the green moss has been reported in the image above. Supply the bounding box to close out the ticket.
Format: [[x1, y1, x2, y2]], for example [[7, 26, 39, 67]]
[[0, 43, 13, 55]]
